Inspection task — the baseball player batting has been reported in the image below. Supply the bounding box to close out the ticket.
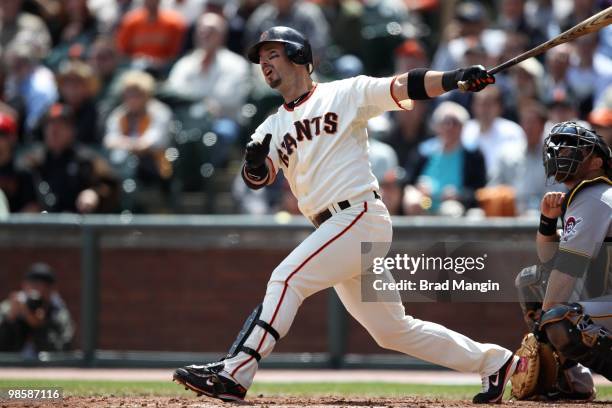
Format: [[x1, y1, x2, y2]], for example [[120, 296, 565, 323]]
[[173, 26, 517, 404]]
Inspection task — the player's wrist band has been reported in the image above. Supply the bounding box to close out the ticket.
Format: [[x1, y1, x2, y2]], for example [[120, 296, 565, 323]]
[[242, 162, 269, 190], [538, 214, 558, 236], [407, 68, 430, 100], [442, 69, 463, 92], [245, 162, 269, 179]]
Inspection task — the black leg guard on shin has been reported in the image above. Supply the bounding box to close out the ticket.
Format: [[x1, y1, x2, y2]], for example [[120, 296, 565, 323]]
[[541, 304, 612, 381], [226, 304, 280, 362], [515, 264, 550, 331]]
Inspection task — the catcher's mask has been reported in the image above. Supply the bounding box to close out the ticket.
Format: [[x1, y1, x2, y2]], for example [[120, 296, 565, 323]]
[[247, 26, 313, 74], [543, 121, 611, 184]]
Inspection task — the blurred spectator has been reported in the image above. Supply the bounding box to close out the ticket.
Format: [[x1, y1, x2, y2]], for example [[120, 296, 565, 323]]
[[4, 40, 58, 138], [523, 0, 560, 40], [17, 0, 63, 38], [567, 33, 610, 117], [166, 13, 250, 120], [541, 43, 573, 107], [461, 85, 526, 179], [225, 0, 264, 54], [316, 0, 363, 58], [496, 0, 546, 48], [558, 0, 599, 32], [0, 263, 74, 356], [432, 1, 505, 72], [406, 101, 486, 214], [88, 0, 134, 33], [357, 0, 412, 76], [104, 70, 172, 189], [588, 85, 612, 146], [379, 167, 406, 215], [159, 0, 207, 25], [55, 60, 101, 145], [368, 132, 398, 183], [244, 0, 330, 63], [593, 26, 612, 106], [44, 0, 99, 70], [0, 65, 9, 112], [88, 36, 125, 121], [508, 57, 544, 109], [116, 0, 187, 76], [489, 101, 554, 214], [20, 103, 119, 213], [0, 0, 51, 60], [0, 112, 37, 212], [489, 31, 532, 120], [545, 91, 580, 130], [388, 39, 431, 175]]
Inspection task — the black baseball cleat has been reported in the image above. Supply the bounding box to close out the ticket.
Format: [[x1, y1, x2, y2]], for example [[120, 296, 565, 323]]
[[173, 362, 247, 402], [473, 355, 519, 404]]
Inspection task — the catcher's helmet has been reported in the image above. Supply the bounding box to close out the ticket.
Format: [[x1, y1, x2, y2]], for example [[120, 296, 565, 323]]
[[246, 26, 313, 72], [543, 121, 611, 183]]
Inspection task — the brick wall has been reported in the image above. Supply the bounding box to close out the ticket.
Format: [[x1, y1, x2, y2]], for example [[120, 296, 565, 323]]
[[0, 247, 525, 354]]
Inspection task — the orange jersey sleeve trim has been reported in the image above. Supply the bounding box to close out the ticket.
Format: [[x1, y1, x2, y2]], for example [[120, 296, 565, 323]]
[[390, 76, 410, 111]]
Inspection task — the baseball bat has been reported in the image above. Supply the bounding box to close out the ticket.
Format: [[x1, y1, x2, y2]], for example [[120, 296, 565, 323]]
[[458, 6, 612, 91]]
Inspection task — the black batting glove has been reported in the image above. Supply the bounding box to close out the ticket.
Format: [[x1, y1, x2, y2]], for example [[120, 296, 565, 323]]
[[245, 133, 272, 170], [442, 65, 495, 92]]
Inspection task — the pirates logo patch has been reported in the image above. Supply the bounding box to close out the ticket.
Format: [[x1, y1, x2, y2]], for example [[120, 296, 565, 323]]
[[562, 216, 582, 241]]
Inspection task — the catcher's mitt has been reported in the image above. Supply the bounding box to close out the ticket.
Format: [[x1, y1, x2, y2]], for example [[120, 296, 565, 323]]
[[510, 333, 559, 399]]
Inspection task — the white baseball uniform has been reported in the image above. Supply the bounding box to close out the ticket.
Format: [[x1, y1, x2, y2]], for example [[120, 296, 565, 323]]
[[229, 75, 511, 388]]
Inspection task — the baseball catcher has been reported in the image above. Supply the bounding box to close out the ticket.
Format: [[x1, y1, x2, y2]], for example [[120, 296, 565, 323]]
[[511, 121, 612, 401]]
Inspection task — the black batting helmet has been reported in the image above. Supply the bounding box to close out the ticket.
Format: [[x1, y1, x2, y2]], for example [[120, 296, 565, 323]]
[[543, 121, 611, 183], [247, 26, 313, 72]]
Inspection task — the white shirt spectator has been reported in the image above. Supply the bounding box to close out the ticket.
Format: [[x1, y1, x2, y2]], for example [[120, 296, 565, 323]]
[[5, 65, 58, 134], [104, 99, 172, 151], [461, 117, 526, 179], [489, 145, 564, 215], [166, 48, 250, 120]]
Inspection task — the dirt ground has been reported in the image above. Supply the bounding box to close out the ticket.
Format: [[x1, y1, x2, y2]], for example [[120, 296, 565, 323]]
[[2, 396, 610, 408]]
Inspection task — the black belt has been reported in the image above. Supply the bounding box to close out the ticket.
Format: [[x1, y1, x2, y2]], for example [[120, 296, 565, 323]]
[[312, 191, 381, 228]]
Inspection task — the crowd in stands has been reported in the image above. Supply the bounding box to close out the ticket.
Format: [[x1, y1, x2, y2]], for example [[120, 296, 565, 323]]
[[0, 0, 610, 217]]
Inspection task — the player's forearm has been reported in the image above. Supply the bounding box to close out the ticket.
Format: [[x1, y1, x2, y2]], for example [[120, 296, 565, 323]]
[[536, 211, 561, 262], [424, 71, 446, 97], [542, 269, 576, 310], [536, 231, 559, 263], [393, 67, 491, 101], [393, 71, 445, 101]]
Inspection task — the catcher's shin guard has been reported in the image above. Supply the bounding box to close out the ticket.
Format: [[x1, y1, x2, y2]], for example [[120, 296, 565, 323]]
[[515, 264, 550, 331], [227, 304, 280, 362], [541, 304, 612, 380]]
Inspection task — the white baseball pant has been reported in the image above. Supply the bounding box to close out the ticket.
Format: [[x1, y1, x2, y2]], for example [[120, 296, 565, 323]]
[[222, 196, 512, 388]]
